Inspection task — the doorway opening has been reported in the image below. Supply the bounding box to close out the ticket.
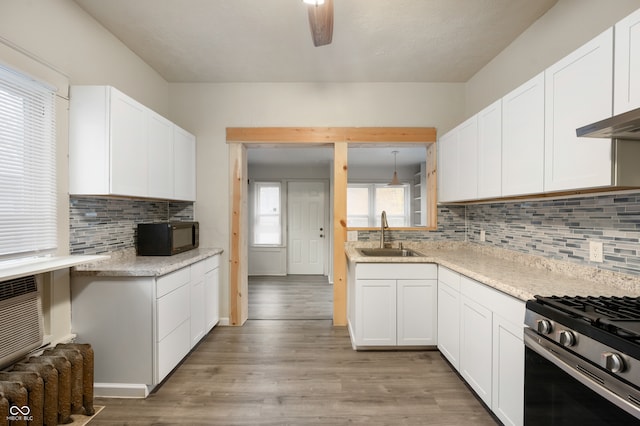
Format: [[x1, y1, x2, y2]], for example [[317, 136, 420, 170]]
[[247, 146, 333, 320], [227, 127, 437, 327]]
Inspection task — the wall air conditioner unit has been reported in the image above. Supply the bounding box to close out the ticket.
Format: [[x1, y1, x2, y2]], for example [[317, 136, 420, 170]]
[[0, 275, 44, 369]]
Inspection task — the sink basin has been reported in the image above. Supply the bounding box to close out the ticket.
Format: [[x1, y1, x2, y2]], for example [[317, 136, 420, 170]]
[[356, 248, 425, 257]]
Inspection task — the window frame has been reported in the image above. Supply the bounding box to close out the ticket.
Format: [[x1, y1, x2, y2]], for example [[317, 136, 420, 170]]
[[251, 180, 284, 247], [347, 181, 412, 227]]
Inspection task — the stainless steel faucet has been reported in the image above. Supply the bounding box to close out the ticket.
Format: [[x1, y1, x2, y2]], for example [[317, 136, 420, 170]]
[[380, 210, 389, 248]]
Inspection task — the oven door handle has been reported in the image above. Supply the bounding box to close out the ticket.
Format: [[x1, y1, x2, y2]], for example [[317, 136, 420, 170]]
[[524, 328, 640, 419]]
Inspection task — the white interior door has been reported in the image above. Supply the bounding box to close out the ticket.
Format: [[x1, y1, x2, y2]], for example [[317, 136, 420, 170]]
[[288, 181, 325, 275]]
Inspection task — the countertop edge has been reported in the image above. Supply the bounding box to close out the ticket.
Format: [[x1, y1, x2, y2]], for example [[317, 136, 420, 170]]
[[72, 248, 224, 277], [345, 242, 640, 302]]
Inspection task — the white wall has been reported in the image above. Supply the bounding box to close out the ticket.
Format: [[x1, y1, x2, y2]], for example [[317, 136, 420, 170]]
[[169, 82, 465, 319], [0, 0, 169, 343], [465, 0, 640, 116], [0, 0, 169, 114]]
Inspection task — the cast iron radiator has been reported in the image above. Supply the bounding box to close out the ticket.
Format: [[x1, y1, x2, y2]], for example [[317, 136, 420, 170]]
[[0, 343, 95, 425]]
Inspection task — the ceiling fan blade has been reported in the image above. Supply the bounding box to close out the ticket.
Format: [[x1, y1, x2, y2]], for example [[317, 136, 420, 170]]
[[307, 0, 333, 47]]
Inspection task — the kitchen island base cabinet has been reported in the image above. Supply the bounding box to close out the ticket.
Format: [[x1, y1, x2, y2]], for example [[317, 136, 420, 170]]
[[70, 255, 220, 398], [347, 262, 437, 349]]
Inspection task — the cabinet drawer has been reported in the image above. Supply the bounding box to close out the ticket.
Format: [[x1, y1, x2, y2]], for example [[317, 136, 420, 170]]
[[203, 255, 220, 271], [438, 266, 461, 291], [157, 284, 190, 341], [156, 267, 190, 298], [157, 319, 190, 382], [356, 263, 437, 280], [191, 260, 205, 281], [460, 275, 525, 328]]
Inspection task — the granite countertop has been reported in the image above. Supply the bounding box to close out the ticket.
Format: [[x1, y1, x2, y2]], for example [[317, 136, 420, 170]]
[[72, 247, 224, 277], [345, 241, 640, 301]]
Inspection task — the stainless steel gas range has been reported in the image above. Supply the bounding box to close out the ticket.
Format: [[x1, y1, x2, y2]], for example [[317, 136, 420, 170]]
[[524, 296, 640, 425]]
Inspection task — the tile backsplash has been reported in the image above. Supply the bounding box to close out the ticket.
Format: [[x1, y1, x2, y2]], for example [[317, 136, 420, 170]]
[[358, 191, 640, 277], [466, 192, 640, 276], [69, 197, 194, 254]]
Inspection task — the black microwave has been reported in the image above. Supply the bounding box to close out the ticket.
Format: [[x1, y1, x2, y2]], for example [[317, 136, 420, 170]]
[[137, 222, 199, 256]]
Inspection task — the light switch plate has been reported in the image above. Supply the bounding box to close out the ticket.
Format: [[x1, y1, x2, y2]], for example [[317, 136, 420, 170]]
[[347, 230, 358, 242], [479, 230, 486, 242]]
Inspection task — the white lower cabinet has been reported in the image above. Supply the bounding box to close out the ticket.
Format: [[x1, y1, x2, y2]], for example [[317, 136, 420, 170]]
[[460, 294, 493, 406], [492, 313, 525, 426], [439, 267, 525, 426], [347, 262, 437, 349], [437, 267, 461, 369], [71, 254, 220, 398]]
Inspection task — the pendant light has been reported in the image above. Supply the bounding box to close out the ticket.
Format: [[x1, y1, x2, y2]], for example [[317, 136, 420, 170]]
[[388, 150, 402, 186]]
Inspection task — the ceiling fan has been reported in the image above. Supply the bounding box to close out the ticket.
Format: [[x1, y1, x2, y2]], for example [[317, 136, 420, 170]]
[[304, 0, 334, 47]]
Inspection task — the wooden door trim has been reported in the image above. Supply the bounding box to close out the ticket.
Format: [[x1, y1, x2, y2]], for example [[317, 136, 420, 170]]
[[227, 127, 436, 327]]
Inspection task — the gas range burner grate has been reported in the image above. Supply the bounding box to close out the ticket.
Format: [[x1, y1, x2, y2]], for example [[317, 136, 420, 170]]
[[535, 295, 640, 339]]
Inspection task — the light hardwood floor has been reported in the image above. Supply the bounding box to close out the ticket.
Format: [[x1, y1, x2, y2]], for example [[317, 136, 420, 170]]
[[249, 275, 333, 320], [91, 276, 498, 425]]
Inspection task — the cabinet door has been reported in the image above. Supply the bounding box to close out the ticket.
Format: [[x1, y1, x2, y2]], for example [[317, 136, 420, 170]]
[[478, 100, 502, 199], [492, 314, 524, 426], [109, 88, 148, 197], [355, 279, 396, 346], [204, 266, 220, 332], [456, 115, 479, 201], [502, 73, 545, 197], [148, 112, 174, 199], [544, 28, 614, 192], [615, 8, 640, 114], [460, 295, 493, 407], [437, 280, 460, 370], [190, 261, 206, 348], [174, 126, 196, 201], [190, 277, 205, 348], [397, 279, 437, 346], [438, 129, 458, 203]]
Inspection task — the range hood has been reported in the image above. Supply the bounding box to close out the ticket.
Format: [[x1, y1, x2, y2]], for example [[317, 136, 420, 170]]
[[576, 106, 640, 140]]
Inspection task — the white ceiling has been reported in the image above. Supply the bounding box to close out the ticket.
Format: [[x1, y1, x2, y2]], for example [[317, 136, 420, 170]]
[[73, 0, 558, 83]]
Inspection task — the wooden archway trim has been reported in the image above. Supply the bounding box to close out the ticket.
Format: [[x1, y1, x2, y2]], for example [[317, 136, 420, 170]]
[[227, 127, 437, 327]]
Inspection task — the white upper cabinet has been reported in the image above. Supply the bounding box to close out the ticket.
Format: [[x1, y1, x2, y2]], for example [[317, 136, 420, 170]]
[[110, 90, 148, 197], [502, 72, 545, 197], [437, 116, 478, 202], [477, 100, 502, 199], [174, 126, 197, 202], [70, 86, 196, 201], [456, 116, 479, 201], [615, 7, 640, 114], [148, 112, 175, 199], [438, 129, 458, 203], [544, 28, 614, 192]]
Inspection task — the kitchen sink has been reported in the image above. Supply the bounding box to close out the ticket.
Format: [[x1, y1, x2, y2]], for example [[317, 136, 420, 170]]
[[356, 248, 425, 257]]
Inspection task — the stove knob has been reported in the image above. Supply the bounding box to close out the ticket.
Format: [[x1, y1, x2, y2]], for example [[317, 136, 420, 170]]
[[558, 330, 576, 347], [602, 352, 625, 373], [536, 319, 553, 334]]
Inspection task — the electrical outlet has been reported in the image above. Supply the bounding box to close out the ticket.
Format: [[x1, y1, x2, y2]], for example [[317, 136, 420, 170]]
[[479, 230, 486, 242], [347, 230, 358, 242], [589, 241, 604, 263]]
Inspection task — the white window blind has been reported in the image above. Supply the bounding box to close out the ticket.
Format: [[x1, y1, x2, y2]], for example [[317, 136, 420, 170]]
[[0, 65, 57, 259]]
